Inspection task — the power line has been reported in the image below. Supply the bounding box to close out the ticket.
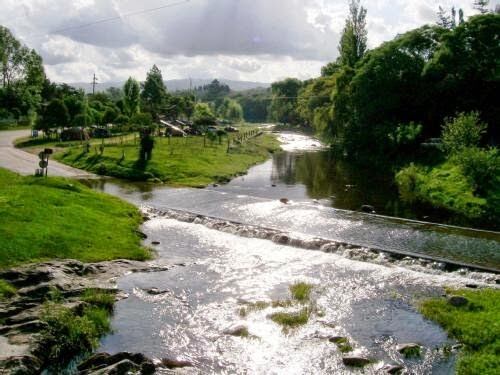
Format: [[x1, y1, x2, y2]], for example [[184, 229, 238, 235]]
[[25, 0, 191, 39]]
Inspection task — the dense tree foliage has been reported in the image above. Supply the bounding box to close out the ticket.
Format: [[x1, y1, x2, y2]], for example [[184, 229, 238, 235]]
[[195, 80, 230, 101], [268, 78, 302, 125], [231, 88, 270, 123], [193, 102, 216, 127], [141, 65, 168, 120], [123, 77, 141, 117], [0, 26, 45, 123], [218, 98, 243, 123], [338, 0, 367, 68], [35, 99, 69, 132]]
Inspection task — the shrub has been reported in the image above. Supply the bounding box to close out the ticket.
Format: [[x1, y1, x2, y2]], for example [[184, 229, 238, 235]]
[[452, 147, 499, 194], [40, 304, 111, 365], [81, 289, 115, 312], [395, 163, 423, 203], [388, 122, 423, 148], [442, 112, 487, 155]]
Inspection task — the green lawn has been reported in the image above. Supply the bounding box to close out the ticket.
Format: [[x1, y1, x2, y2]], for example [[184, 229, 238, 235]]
[[420, 289, 500, 375], [0, 168, 150, 268], [55, 133, 281, 187]]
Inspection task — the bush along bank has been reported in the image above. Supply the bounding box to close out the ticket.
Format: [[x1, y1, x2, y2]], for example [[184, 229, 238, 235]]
[[396, 113, 499, 230]]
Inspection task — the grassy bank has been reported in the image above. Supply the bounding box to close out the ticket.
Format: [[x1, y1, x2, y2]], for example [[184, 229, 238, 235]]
[[420, 289, 500, 375], [396, 161, 499, 228], [0, 168, 150, 268], [54, 133, 281, 187]]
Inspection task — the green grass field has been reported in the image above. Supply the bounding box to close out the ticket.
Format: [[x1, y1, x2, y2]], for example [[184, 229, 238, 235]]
[[420, 288, 500, 375], [0, 168, 150, 268], [55, 133, 280, 187]]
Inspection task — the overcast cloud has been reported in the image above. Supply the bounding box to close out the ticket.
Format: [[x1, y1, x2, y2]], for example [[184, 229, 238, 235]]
[[0, 0, 496, 84]]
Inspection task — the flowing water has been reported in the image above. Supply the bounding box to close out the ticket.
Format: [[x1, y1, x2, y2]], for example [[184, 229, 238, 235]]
[[86, 132, 499, 374]]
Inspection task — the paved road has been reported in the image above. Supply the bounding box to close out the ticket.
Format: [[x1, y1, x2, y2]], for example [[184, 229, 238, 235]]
[[0, 129, 95, 178]]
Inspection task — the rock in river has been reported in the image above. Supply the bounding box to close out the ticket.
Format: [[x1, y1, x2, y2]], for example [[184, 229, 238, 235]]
[[342, 356, 371, 367]]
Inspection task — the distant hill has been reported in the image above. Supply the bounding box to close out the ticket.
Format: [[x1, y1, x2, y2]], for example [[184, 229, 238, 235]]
[[69, 78, 271, 93]]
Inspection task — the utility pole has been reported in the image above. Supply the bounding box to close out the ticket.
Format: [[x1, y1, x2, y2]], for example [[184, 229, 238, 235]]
[[91, 73, 98, 95]]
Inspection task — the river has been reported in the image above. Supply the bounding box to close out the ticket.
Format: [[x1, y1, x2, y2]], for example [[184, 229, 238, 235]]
[[85, 132, 499, 374]]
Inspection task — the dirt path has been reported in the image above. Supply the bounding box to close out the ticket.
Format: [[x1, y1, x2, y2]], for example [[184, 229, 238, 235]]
[[0, 130, 95, 178]]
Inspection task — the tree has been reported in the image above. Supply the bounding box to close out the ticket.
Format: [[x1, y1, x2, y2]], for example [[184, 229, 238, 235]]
[[193, 103, 216, 127], [424, 14, 500, 143], [437, 6, 465, 28], [123, 77, 140, 117], [442, 112, 486, 155], [198, 79, 230, 104], [321, 61, 341, 77], [338, 0, 368, 68], [268, 78, 303, 125], [474, 0, 490, 14], [141, 65, 168, 120], [0, 26, 45, 119], [297, 76, 336, 134], [218, 98, 243, 123], [36, 99, 69, 133], [102, 107, 119, 124], [331, 26, 444, 156], [181, 94, 195, 119]]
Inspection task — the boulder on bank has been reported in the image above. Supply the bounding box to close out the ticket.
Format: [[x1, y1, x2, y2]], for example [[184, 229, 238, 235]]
[[448, 295, 469, 307]]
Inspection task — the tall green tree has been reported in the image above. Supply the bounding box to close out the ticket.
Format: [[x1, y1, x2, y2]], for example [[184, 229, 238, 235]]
[[36, 99, 69, 132], [268, 78, 303, 125], [141, 65, 168, 120], [0, 26, 45, 120], [218, 98, 243, 123], [338, 0, 368, 68], [193, 102, 216, 127], [123, 77, 140, 117]]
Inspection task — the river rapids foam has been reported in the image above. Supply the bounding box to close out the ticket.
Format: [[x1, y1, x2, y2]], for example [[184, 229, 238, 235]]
[[142, 206, 499, 286]]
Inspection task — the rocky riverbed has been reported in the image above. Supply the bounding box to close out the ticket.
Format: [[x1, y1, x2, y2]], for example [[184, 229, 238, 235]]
[[0, 259, 172, 374]]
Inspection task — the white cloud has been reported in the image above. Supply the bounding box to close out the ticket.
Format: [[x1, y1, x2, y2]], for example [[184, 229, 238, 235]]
[[0, 0, 497, 84]]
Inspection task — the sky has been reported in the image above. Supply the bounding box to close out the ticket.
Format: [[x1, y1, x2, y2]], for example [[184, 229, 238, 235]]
[[1, 0, 497, 84]]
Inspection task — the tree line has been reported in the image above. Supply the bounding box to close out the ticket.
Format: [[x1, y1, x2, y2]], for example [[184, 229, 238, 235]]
[[0, 28, 247, 134], [268, 1, 499, 159]]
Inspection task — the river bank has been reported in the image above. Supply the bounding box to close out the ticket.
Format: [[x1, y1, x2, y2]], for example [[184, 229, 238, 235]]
[[1, 131, 499, 374], [0, 259, 171, 374], [47, 132, 281, 187]]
